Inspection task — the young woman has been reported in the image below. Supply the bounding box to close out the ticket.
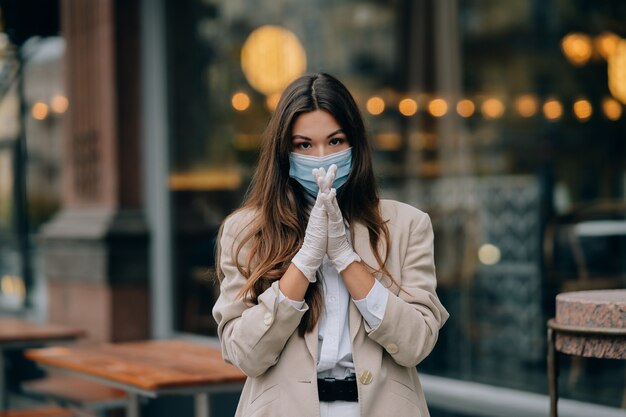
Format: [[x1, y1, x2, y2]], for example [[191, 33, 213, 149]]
[[213, 73, 449, 417]]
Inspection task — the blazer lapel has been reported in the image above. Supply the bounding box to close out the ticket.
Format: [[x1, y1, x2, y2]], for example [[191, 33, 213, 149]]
[[349, 221, 375, 342], [304, 321, 319, 363]]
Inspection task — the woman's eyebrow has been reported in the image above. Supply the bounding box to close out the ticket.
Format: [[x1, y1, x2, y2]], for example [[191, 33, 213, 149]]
[[291, 129, 345, 141], [326, 129, 345, 138]]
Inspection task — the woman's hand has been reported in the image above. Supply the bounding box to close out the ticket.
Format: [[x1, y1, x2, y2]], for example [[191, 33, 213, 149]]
[[321, 187, 362, 272], [290, 167, 336, 282], [312, 165, 336, 194]]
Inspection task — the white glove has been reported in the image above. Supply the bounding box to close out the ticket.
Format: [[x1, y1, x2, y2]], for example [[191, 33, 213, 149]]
[[291, 167, 336, 282], [321, 188, 361, 273], [313, 165, 336, 194]]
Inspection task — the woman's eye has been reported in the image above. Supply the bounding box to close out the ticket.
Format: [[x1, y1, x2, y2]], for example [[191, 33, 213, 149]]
[[329, 138, 344, 146], [295, 142, 311, 149]]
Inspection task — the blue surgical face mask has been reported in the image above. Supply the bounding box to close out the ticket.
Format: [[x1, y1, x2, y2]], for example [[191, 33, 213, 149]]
[[289, 147, 352, 195]]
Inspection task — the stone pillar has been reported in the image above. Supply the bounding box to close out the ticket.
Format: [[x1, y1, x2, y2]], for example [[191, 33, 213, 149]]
[[39, 0, 148, 343]]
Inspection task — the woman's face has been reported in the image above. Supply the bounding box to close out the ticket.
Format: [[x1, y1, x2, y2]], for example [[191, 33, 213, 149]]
[[291, 110, 350, 156]]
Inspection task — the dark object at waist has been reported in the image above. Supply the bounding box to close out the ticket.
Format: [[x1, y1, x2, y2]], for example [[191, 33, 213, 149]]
[[317, 376, 358, 402]]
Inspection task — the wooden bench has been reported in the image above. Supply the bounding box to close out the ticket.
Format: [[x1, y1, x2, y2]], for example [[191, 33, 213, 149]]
[[22, 375, 127, 412], [0, 406, 74, 417]]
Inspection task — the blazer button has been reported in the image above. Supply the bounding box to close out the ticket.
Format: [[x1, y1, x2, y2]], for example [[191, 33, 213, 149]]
[[263, 312, 273, 326], [359, 370, 373, 385], [385, 343, 399, 354]]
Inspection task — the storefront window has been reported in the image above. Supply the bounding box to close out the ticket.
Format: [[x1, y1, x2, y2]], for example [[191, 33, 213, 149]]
[[166, 0, 626, 407]]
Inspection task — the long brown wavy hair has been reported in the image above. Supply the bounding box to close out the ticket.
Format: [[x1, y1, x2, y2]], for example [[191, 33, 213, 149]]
[[217, 73, 391, 336]]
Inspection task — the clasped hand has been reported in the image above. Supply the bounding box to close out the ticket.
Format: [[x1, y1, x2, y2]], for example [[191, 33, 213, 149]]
[[291, 165, 361, 282]]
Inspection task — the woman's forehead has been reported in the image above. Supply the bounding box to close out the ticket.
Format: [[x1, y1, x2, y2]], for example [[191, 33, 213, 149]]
[[291, 110, 343, 138]]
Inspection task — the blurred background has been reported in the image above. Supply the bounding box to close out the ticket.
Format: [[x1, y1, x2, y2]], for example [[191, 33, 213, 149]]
[[0, 0, 625, 416]]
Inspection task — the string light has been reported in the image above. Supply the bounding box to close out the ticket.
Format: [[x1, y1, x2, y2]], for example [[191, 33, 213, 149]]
[[573, 98, 592, 121], [50, 95, 69, 114], [515, 94, 538, 118], [366, 97, 385, 115], [543, 98, 563, 121], [456, 99, 475, 118], [398, 98, 418, 116], [595, 32, 621, 60], [231, 92, 251, 111], [481, 98, 505, 119], [561, 33, 593, 66], [428, 98, 448, 117], [228, 86, 623, 123], [601, 97, 622, 120], [32, 102, 49, 120]]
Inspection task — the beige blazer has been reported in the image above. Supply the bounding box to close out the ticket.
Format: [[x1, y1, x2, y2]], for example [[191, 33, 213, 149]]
[[213, 199, 449, 417]]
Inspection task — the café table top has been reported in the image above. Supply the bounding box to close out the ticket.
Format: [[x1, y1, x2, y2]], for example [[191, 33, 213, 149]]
[[0, 318, 85, 345], [551, 289, 626, 359], [24, 339, 246, 392]]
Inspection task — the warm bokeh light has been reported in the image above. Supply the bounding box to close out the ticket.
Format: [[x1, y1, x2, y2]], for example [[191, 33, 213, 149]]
[[50, 95, 69, 113], [1, 274, 14, 295], [234, 134, 261, 150], [1, 275, 25, 299], [32, 102, 49, 120], [409, 132, 438, 151], [561, 32, 593, 66], [573, 98, 592, 121], [374, 133, 402, 150], [231, 92, 251, 111], [428, 98, 448, 117], [543, 98, 563, 121], [481, 98, 505, 119], [366, 96, 385, 115], [601, 97, 622, 121], [241, 25, 307, 95], [419, 161, 440, 177], [456, 99, 475, 118], [478, 244, 501, 265], [169, 169, 242, 191], [398, 98, 418, 116], [608, 39, 626, 104], [595, 32, 621, 60], [515, 94, 538, 117], [265, 93, 281, 111]]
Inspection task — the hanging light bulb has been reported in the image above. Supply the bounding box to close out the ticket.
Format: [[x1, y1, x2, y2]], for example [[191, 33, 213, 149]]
[[561, 33, 593, 66]]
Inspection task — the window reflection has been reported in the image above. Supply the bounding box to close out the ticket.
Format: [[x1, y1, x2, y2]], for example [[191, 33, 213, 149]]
[[166, 0, 626, 407]]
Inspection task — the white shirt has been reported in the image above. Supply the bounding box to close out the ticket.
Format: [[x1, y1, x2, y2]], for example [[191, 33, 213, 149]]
[[279, 255, 389, 379]]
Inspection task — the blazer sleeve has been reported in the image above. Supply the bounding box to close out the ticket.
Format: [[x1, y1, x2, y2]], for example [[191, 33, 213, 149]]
[[212, 212, 309, 377], [365, 210, 449, 367]]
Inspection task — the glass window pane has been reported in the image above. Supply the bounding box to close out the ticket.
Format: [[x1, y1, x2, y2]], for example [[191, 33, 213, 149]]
[[166, 0, 626, 407]]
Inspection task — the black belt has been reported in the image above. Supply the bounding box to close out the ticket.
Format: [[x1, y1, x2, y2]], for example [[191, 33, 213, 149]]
[[317, 376, 358, 402]]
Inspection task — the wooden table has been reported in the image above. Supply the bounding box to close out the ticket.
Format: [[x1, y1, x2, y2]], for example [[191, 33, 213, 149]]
[[547, 289, 626, 417], [25, 339, 246, 417], [0, 318, 85, 410]]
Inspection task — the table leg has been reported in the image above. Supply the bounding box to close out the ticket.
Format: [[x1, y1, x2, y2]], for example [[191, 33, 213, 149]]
[[547, 327, 559, 417], [195, 393, 210, 417], [622, 367, 626, 409], [0, 349, 5, 410], [127, 392, 140, 417]]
